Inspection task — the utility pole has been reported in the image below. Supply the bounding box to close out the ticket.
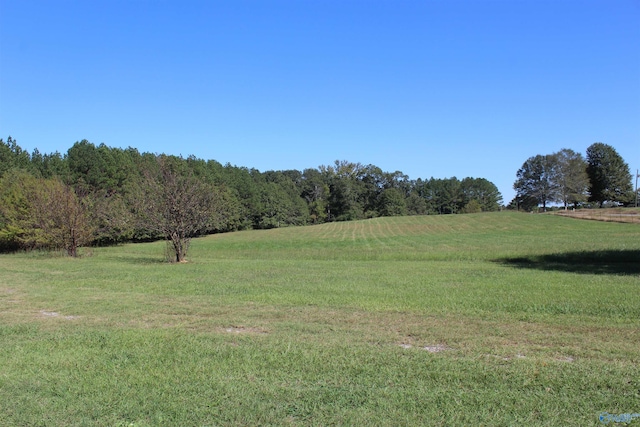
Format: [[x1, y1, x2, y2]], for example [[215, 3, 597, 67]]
[[636, 169, 639, 208]]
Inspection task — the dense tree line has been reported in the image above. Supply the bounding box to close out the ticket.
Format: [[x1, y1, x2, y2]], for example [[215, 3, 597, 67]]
[[0, 137, 502, 258], [511, 143, 635, 211]]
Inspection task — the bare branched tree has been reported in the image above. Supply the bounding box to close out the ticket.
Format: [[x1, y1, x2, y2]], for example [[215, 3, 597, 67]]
[[136, 156, 222, 262]]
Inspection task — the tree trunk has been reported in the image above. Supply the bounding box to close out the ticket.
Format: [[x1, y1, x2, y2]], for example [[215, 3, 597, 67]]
[[67, 227, 78, 257], [172, 237, 182, 263], [169, 233, 188, 262]]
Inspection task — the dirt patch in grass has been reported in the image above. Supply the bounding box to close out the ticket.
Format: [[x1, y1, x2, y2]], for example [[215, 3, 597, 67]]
[[1, 287, 22, 304], [39, 310, 80, 320], [422, 344, 453, 353], [399, 343, 454, 353], [554, 355, 575, 363], [4, 293, 634, 365], [222, 325, 268, 335]]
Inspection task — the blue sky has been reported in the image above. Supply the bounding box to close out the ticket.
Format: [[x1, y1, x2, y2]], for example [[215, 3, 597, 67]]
[[1, 0, 639, 203]]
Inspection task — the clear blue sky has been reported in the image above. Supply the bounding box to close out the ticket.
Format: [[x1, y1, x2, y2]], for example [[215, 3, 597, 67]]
[[1, 0, 639, 203]]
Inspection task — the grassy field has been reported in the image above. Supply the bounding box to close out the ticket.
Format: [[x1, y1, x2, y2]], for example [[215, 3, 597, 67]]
[[0, 212, 638, 426]]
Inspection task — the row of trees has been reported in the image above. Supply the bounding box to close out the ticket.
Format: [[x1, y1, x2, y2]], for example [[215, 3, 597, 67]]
[[0, 137, 503, 259], [512, 143, 635, 211]]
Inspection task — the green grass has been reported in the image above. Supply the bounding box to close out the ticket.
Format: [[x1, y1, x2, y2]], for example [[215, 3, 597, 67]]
[[1, 212, 639, 426]]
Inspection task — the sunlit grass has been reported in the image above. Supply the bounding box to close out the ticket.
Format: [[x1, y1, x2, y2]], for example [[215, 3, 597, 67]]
[[0, 212, 639, 425]]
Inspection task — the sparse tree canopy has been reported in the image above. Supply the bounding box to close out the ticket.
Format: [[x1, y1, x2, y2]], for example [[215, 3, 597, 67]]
[[135, 156, 225, 262], [586, 142, 633, 207]]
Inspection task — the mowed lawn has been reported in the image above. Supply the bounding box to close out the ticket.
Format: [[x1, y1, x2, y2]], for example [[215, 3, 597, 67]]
[[0, 212, 638, 426]]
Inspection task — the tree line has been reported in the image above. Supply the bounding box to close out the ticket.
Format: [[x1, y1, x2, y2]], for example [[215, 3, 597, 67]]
[[0, 137, 503, 259], [511, 143, 636, 211]]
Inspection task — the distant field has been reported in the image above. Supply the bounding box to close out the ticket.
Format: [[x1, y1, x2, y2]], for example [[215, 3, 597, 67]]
[[1, 212, 638, 426], [554, 207, 640, 224]]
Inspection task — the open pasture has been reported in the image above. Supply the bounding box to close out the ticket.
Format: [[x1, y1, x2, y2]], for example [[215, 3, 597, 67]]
[[1, 212, 638, 426]]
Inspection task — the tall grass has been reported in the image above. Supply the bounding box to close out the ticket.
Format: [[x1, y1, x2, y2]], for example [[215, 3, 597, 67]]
[[0, 212, 638, 426]]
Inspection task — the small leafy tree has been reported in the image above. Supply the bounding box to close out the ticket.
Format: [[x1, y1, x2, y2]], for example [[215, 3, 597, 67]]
[[461, 199, 482, 214], [0, 171, 94, 255], [34, 178, 95, 257], [136, 156, 224, 262]]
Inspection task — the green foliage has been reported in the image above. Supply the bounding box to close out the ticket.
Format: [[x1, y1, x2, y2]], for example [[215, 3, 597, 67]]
[[1, 138, 509, 254], [461, 199, 482, 213], [416, 177, 494, 214], [301, 168, 329, 223], [378, 187, 407, 216], [586, 142, 634, 207], [405, 190, 429, 215], [514, 154, 559, 211], [67, 140, 137, 195], [460, 177, 503, 212], [257, 171, 309, 228], [0, 171, 94, 255], [515, 144, 633, 211], [554, 148, 588, 208], [0, 136, 32, 177], [0, 170, 44, 250], [134, 155, 230, 262], [30, 149, 68, 179], [323, 160, 366, 221], [91, 192, 136, 245], [221, 165, 262, 230], [34, 177, 95, 257]]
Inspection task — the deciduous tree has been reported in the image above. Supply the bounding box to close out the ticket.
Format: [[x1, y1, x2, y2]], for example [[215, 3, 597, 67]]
[[586, 143, 633, 207], [0, 171, 94, 255], [554, 148, 588, 209], [513, 155, 559, 211], [378, 188, 408, 216], [135, 156, 225, 262], [34, 178, 95, 257]]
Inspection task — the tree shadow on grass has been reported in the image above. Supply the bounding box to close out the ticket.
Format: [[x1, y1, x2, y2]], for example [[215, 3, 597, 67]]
[[496, 250, 640, 276], [107, 255, 167, 265]]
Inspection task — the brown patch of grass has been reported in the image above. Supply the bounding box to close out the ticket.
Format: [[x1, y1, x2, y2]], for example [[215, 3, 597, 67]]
[[222, 325, 268, 334], [555, 208, 640, 224], [39, 310, 80, 320], [2, 284, 635, 367]]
